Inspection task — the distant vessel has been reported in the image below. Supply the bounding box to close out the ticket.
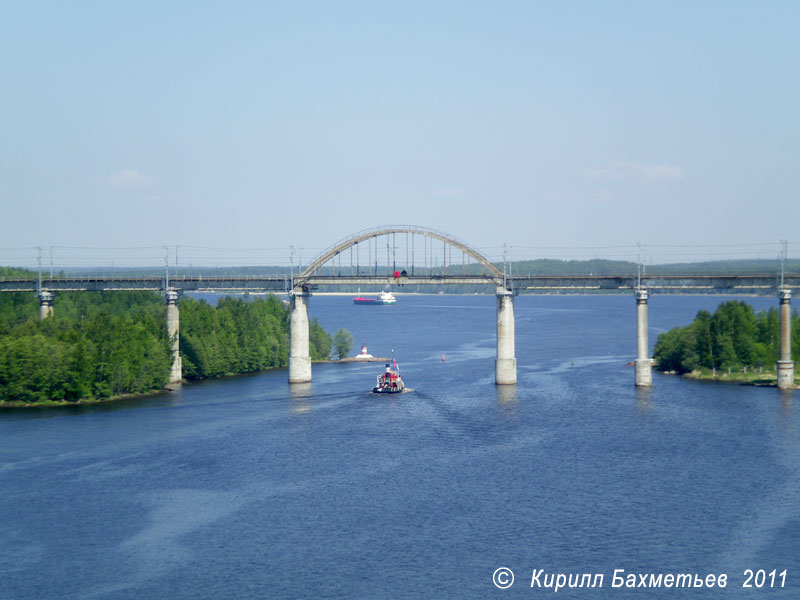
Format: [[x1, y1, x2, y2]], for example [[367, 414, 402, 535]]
[[353, 291, 397, 305]]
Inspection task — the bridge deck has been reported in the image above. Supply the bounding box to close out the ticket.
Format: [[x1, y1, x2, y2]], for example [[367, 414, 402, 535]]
[[0, 274, 798, 294]]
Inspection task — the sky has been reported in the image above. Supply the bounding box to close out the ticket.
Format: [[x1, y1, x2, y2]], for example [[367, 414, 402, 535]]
[[1, 1, 798, 267]]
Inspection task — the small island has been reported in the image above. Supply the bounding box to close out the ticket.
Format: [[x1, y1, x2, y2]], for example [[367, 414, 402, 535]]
[[653, 300, 799, 388]]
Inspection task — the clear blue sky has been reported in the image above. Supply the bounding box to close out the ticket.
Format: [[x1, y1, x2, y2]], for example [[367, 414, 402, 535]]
[[2, 1, 798, 265]]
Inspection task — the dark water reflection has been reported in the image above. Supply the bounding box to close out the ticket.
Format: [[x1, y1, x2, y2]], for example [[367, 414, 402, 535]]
[[1, 294, 797, 599]]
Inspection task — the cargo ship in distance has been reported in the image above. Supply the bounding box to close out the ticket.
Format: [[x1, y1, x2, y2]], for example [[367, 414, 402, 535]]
[[353, 291, 397, 305]]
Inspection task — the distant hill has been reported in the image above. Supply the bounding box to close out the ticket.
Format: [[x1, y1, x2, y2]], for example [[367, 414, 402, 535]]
[[0, 267, 35, 278], [646, 259, 800, 276], [3, 258, 797, 283], [509, 258, 637, 276], [509, 258, 800, 277]]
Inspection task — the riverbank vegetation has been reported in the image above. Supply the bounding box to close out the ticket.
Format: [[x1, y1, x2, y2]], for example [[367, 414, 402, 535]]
[[653, 301, 800, 383], [332, 328, 354, 360], [0, 292, 335, 405], [0, 292, 171, 404], [179, 295, 330, 378]]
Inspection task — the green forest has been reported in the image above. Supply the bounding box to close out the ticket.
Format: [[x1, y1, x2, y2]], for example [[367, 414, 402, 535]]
[[0, 292, 332, 404], [179, 295, 331, 379], [653, 300, 800, 374]]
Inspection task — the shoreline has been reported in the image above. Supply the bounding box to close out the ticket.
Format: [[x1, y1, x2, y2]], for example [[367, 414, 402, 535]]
[[0, 384, 182, 409], [661, 369, 799, 390], [316, 356, 391, 363], [0, 358, 389, 408]]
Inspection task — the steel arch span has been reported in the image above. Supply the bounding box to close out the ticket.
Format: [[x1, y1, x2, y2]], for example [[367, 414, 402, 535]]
[[297, 225, 504, 282], [289, 225, 516, 386]]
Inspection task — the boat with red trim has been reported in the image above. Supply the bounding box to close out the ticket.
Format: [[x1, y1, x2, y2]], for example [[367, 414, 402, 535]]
[[353, 291, 397, 305], [372, 362, 405, 393]]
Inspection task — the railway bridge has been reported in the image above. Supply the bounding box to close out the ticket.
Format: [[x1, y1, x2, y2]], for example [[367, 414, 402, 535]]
[[2, 225, 798, 389]]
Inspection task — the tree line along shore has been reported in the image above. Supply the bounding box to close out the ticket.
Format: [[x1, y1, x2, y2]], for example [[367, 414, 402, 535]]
[[0, 291, 352, 406], [2, 283, 798, 404], [653, 300, 800, 386]]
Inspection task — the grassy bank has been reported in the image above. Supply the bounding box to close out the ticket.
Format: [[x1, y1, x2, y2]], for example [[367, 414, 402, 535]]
[[671, 367, 799, 388]]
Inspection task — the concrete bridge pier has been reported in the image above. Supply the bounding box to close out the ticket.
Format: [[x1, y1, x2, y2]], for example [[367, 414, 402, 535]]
[[166, 290, 182, 383], [635, 288, 652, 387], [38, 291, 54, 320], [777, 288, 794, 389], [496, 287, 517, 385], [289, 287, 312, 383]]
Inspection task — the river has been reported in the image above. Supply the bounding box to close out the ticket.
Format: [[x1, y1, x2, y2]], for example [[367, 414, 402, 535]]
[[1, 294, 798, 598]]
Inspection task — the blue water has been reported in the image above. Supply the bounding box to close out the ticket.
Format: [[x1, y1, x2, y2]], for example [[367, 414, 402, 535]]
[[1, 295, 798, 599]]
